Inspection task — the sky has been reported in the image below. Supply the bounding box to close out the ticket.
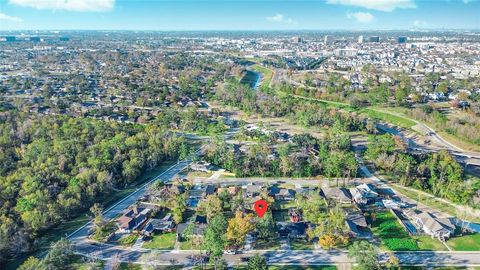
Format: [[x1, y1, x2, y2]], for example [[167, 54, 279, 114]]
[[0, 0, 479, 31]]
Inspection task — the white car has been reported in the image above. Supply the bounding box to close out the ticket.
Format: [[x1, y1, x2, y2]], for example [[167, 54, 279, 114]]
[[224, 250, 236, 255]]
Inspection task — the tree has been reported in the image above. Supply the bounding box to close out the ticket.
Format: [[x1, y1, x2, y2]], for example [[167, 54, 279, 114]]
[[18, 256, 44, 270], [385, 251, 400, 270], [247, 254, 267, 270], [256, 211, 275, 239], [197, 194, 223, 221], [226, 211, 255, 247], [348, 241, 380, 270], [203, 214, 228, 270], [172, 193, 187, 224], [43, 238, 74, 270]]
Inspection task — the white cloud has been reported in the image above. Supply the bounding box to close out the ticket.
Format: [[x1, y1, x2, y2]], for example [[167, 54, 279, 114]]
[[413, 19, 428, 28], [346, 11, 374, 23], [265, 13, 297, 25], [9, 0, 115, 12], [0, 13, 23, 22], [327, 0, 416, 12]]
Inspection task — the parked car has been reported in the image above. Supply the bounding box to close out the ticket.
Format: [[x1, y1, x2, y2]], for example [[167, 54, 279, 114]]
[[224, 250, 236, 255]]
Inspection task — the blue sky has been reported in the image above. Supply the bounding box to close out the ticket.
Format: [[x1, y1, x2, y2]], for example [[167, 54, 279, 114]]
[[0, 0, 479, 30]]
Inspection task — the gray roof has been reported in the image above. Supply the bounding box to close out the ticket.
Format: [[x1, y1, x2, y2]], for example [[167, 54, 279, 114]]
[[322, 187, 352, 202]]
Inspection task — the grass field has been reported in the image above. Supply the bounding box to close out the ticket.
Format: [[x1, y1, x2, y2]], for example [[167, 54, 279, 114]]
[[179, 239, 202, 250], [117, 234, 139, 247], [251, 64, 274, 87], [291, 239, 315, 250], [255, 238, 282, 250], [413, 235, 448, 251], [361, 108, 417, 129], [142, 232, 176, 250], [447, 233, 480, 251], [371, 211, 419, 251]]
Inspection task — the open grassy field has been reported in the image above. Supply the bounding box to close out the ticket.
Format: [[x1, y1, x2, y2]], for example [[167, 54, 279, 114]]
[[413, 235, 448, 251], [361, 108, 417, 129], [371, 211, 419, 251], [447, 233, 480, 251], [251, 64, 274, 87], [142, 232, 176, 250]]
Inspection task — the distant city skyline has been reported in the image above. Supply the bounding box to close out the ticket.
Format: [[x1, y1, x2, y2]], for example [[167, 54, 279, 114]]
[[0, 0, 479, 31]]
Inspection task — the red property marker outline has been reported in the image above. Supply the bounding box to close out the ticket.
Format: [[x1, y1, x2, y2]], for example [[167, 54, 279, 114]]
[[254, 199, 268, 218]]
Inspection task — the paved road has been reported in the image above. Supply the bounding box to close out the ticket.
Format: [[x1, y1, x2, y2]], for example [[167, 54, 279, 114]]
[[73, 241, 480, 267]]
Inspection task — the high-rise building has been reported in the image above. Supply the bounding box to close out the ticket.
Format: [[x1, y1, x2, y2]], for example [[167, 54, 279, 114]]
[[398, 36, 407, 43], [292, 36, 302, 43], [358, 35, 364, 43], [60, 37, 70, 42], [30, 37, 41, 42], [5, 36, 16, 42], [324, 35, 334, 45], [369, 36, 380, 42]]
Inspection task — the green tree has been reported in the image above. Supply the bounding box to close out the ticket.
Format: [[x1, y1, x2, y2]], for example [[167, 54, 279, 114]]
[[203, 214, 228, 269], [43, 238, 73, 270], [18, 256, 44, 270], [348, 240, 380, 270], [247, 254, 267, 270]]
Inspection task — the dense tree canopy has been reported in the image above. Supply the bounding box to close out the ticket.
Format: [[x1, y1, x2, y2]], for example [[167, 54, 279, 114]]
[[0, 112, 188, 264]]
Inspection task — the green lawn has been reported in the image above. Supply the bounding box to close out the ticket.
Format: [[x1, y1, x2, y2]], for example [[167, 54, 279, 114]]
[[179, 239, 201, 250], [291, 239, 315, 250], [117, 234, 139, 247], [254, 238, 281, 250], [361, 108, 417, 129], [251, 64, 273, 87], [370, 211, 419, 251], [142, 232, 176, 250], [413, 235, 448, 251], [447, 233, 480, 251]]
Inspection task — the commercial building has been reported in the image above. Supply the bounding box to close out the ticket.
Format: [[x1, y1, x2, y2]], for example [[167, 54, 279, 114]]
[[369, 36, 380, 42], [398, 36, 407, 43]]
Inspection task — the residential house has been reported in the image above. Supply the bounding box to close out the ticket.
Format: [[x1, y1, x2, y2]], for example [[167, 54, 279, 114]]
[[245, 183, 262, 198], [203, 184, 216, 198], [269, 186, 296, 201], [176, 215, 208, 242], [409, 211, 456, 241], [116, 206, 152, 233], [351, 183, 378, 205], [217, 186, 240, 196], [346, 213, 369, 238], [190, 161, 212, 172], [142, 214, 175, 237], [277, 222, 307, 238], [321, 187, 352, 204]]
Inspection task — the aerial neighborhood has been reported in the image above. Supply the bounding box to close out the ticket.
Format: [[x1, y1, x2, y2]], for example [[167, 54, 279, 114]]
[[1, 9, 480, 270]]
